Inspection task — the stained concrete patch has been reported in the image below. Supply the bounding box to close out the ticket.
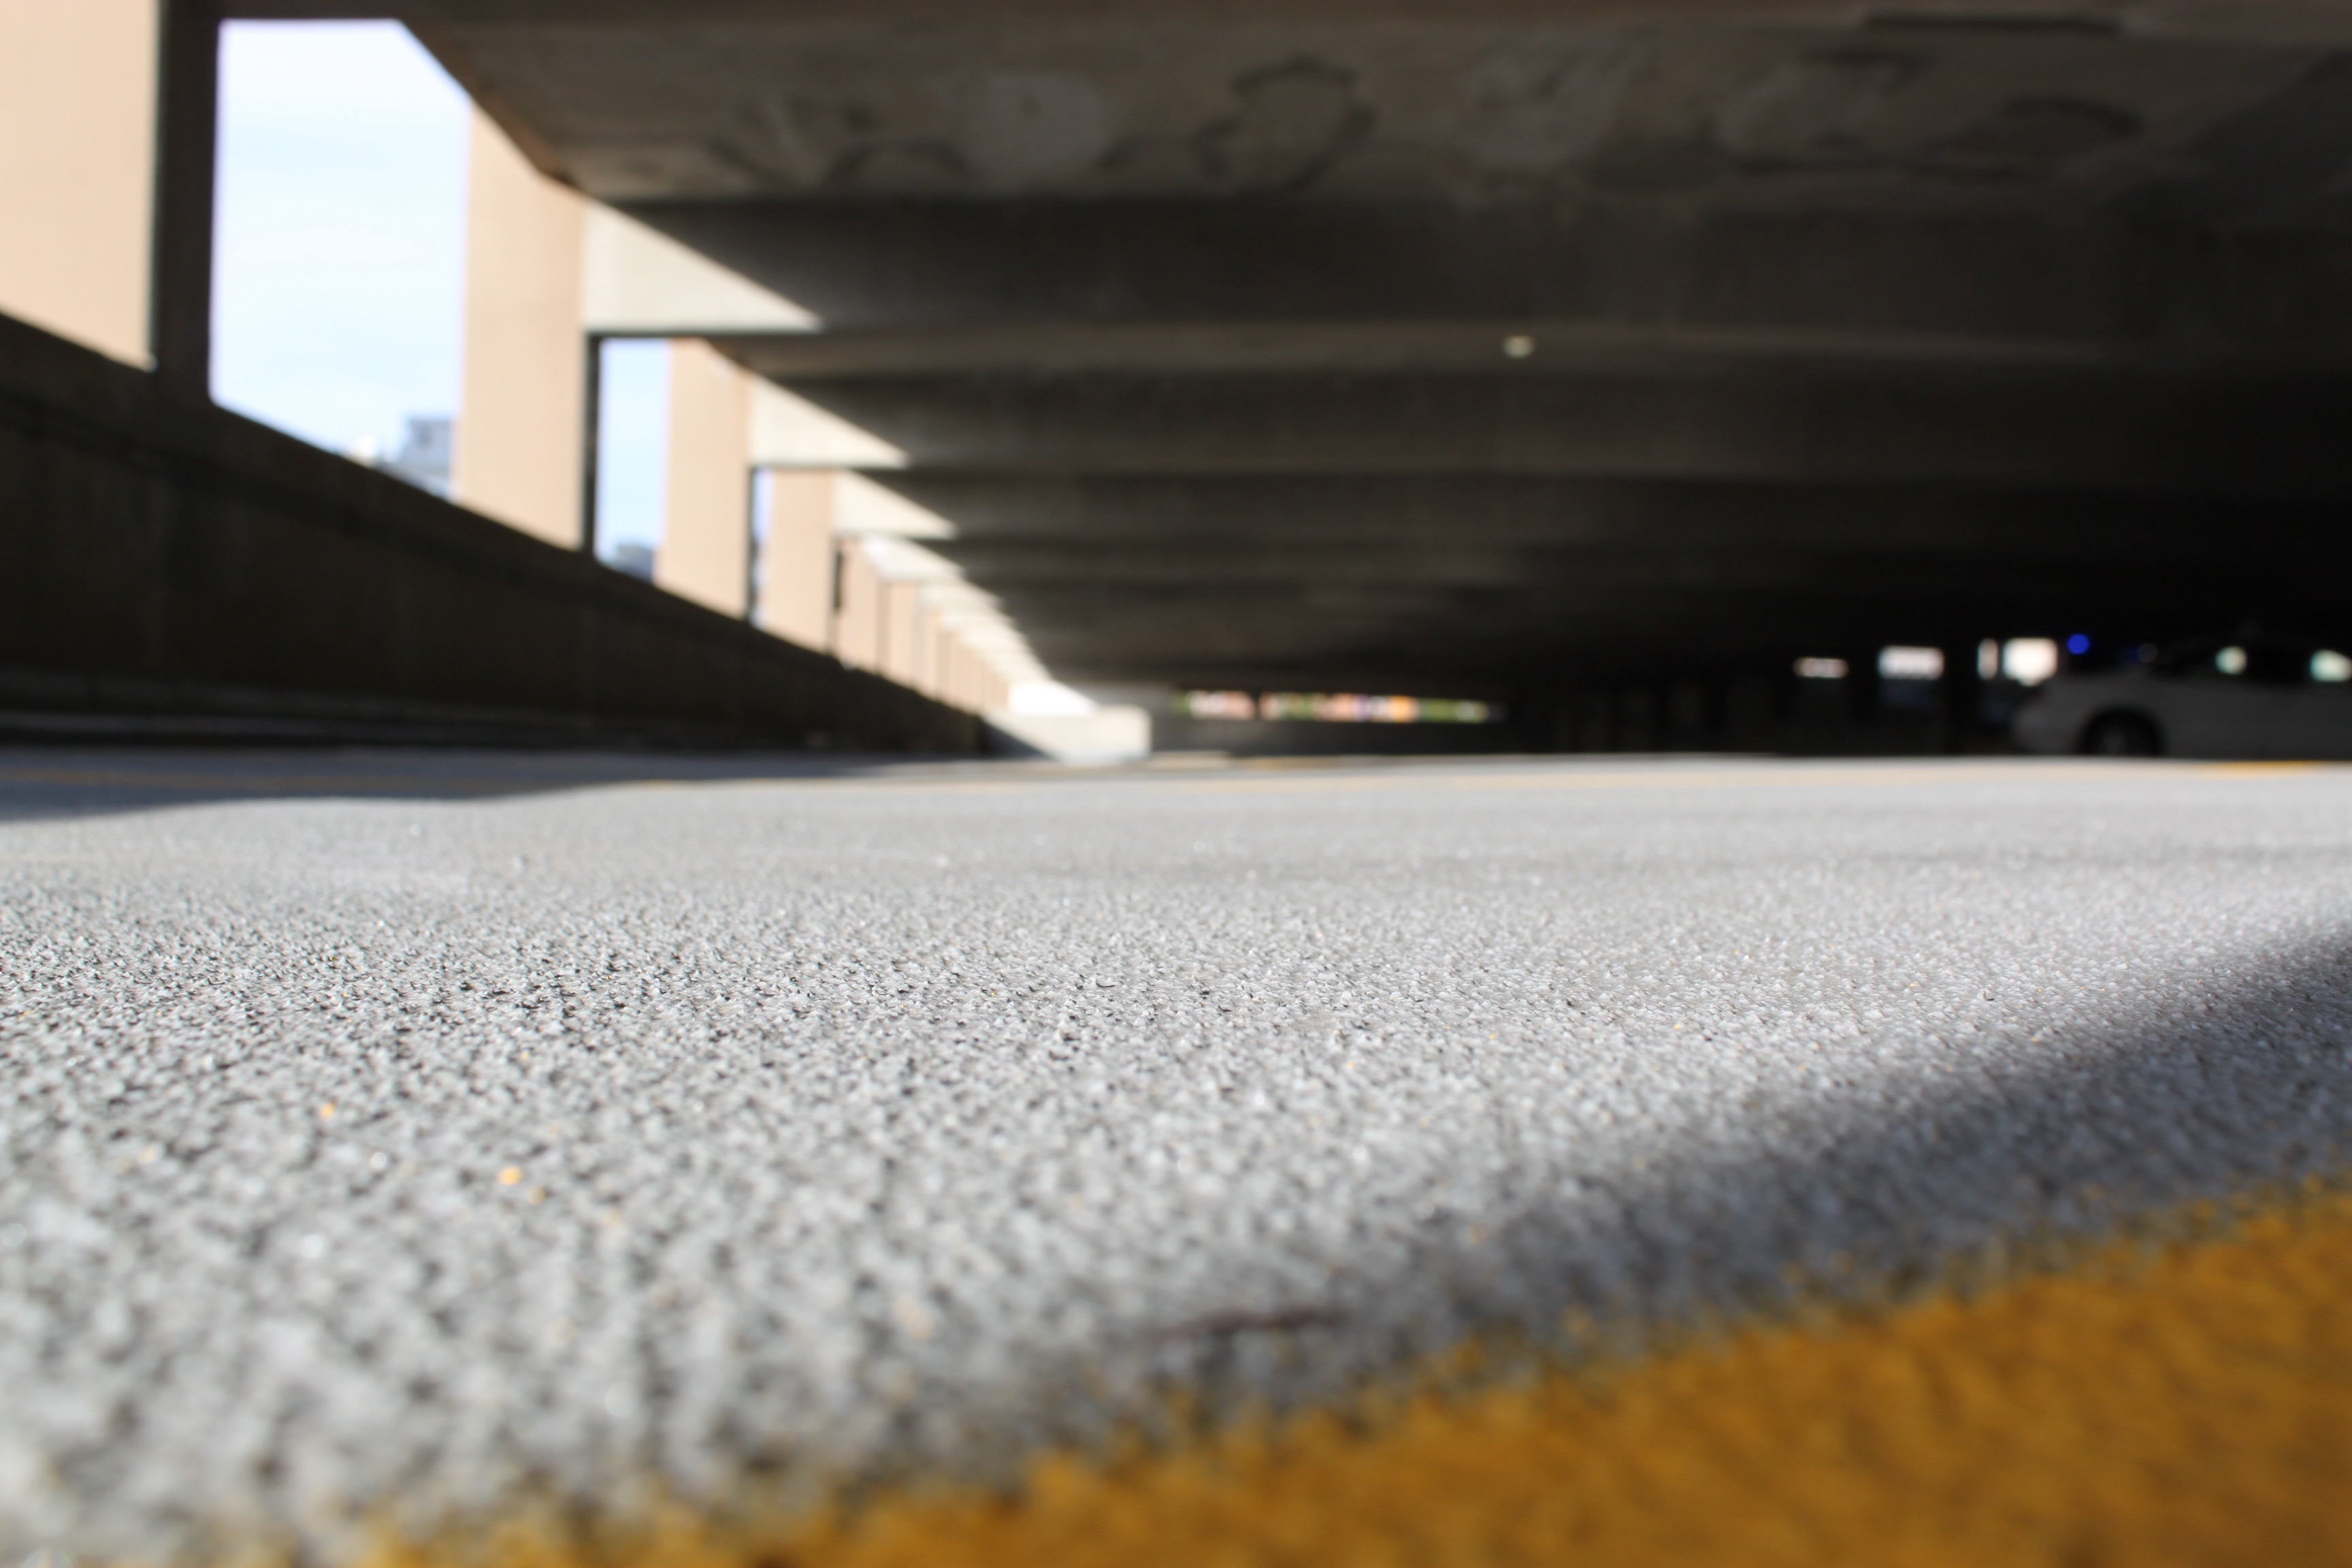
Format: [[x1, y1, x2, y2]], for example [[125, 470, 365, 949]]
[[2, 755, 2349, 1560]]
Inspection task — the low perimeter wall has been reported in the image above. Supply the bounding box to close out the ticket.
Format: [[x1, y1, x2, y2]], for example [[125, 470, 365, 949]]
[[0, 312, 982, 751]]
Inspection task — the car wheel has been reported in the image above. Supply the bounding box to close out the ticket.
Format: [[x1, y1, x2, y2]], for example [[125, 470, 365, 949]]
[[2081, 712, 2161, 757]]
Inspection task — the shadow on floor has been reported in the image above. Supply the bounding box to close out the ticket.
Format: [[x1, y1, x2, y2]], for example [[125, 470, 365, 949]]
[[963, 932, 2352, 1479]]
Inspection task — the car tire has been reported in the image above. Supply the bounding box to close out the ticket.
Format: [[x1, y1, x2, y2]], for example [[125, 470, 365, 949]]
[[2080, 712, 2161, 757]]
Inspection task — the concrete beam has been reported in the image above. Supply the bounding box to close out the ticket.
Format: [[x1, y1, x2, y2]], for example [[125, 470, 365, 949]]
[[583, 202, 815, 335], [747, 365, 2352, 496], [201, 1, 2352, 51], [626, 199, 2352, 348], [401, 15, 2347, 214], [875, 470, 2352, 685], [717, 318, 2352, 380], [872, 470, 2337, 559], [982, 573, 2262, 689]]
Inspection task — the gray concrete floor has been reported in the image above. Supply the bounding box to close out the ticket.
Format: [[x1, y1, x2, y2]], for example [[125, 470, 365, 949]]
[[4, 751, 2350, 1561]]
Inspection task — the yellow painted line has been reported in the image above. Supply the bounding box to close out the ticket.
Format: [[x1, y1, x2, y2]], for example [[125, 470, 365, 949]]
[[364, 1187, 2352, 1568]]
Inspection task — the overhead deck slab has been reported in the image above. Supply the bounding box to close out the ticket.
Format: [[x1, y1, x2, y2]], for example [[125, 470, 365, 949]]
[[226, 0, 2352, 702]]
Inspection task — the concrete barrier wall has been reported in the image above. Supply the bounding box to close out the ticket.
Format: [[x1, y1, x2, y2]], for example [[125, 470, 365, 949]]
[[0, 311, 981, 751]]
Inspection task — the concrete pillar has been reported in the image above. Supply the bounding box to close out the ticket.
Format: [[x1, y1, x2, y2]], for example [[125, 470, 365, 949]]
[[757, 470, 838, 650], [834, 542, 883, 671], [1573, 693, 1612, 752], [939, 639, 966, 710], [1665, 681, 1709, 749], [1722, 673, 1777, 751], [455, 108, 585, 547], [881, 581, 924, 687], [1618, 689, 1658, 752], [1846, 649, 1883, 731], [952, 642, 985, 713], [0, 0, 159, 366], [150, 0, 216, 395], [654, 338, 752, 617], [1942, 641, 1984, 754], [923, 617, 953, 701]]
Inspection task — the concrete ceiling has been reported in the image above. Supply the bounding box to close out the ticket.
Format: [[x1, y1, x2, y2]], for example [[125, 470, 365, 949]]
[[241, 1, 2352, 695]]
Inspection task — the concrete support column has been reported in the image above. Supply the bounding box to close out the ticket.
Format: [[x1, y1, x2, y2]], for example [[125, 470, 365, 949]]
[[1618, 689, 1657, 753], [953, 643, 988, 713], [1942, 641, 1984, 754], [1723, 674, 1776, 751], [1665, 681, 1709, 750], [920, 618, 951, 701], [653, 338, 752, 617], [0, 0, 161, 367], [1573, 693, 1612, 752], [941, 640, 968, 710], [150, 0, 216, 396], [1846, 649, 1883, 732], [757, 470, 838, 650], [455, 108, 585, 547], [881, 581, 923, 687], [834, 542, 883, 671]]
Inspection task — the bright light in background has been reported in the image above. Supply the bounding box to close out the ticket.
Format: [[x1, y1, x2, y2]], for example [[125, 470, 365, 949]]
[[1170, 692, 1499, 724], [595, 339, 668, 568], [1878, 646, 1944, 680], [2003, 638, 2060, 685], [1009, 682, 1098, 717], [1793, 657, 1849, 680], [214, 24, 466, 458]]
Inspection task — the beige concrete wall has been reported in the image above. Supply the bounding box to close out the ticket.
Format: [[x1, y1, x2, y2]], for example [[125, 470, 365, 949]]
[[653, 338, 751, 616], [455, 108, 585, 546], [0, 0, 157, 366], [757, 469, 838, 651]]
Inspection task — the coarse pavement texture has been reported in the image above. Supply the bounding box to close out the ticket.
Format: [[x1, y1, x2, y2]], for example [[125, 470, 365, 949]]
[[3, 749, 2351, 1561]]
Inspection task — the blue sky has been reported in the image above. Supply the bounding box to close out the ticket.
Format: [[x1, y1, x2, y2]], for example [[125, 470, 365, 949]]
[[212, 22, 664, 554]]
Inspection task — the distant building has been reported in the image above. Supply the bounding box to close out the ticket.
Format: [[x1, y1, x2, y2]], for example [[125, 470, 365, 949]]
[[383, 416, 453, 496], [606, 542, 655, 580]]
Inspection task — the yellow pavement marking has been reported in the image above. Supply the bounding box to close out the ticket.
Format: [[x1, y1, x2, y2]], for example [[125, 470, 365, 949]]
[[365, 1186, 2352, 1568]]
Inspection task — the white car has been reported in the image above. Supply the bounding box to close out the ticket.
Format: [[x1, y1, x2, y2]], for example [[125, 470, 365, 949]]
[[2012, 637, 2352, 759]]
